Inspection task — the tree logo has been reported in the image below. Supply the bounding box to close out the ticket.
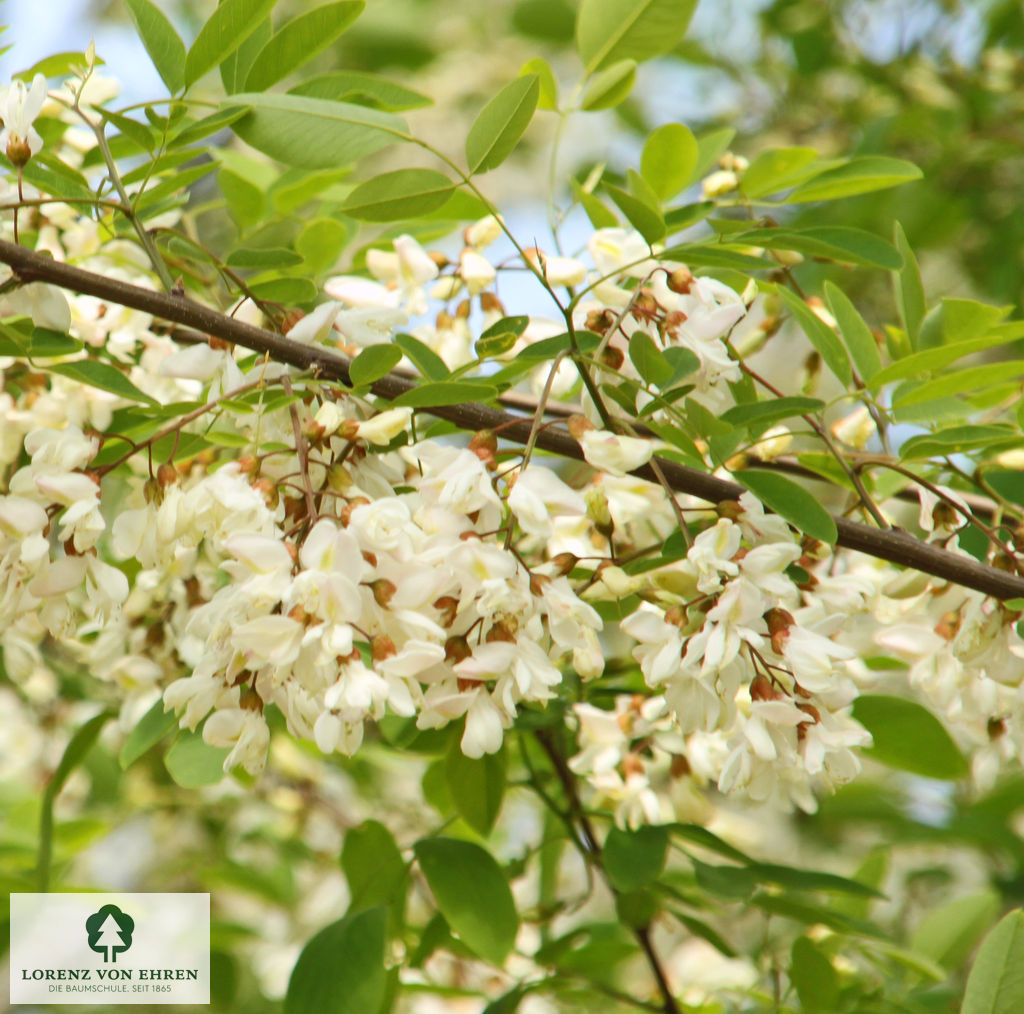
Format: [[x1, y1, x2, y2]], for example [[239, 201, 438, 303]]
[[85, 904, 135, 963]]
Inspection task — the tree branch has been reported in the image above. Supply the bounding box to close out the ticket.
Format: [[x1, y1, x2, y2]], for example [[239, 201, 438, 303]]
[[3, 238, 1024, 599]]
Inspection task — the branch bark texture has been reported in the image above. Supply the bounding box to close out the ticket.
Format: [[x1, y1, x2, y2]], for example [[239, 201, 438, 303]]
[[4, 238, 1024, 600]]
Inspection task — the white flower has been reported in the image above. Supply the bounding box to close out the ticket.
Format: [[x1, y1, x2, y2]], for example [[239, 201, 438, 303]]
[[507, 466, 585, 537], [578, 429, 653, 477], [464, 215, 503, 249], [541, 255, 587, 287], [203, 706, 270, 774], [588, 228, 656, 279], [459, 249, 496, 294], [0, 74, 47, 162], [287, 302, 342, 345], [356, 407, 413, 445]]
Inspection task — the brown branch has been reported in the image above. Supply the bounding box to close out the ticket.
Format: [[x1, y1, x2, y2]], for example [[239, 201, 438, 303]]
[[4, 238, 1024, 599]]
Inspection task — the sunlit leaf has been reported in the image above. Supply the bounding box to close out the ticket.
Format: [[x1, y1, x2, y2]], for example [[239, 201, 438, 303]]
[[576, 0, 698, 71], [466, 75, 540, 174]]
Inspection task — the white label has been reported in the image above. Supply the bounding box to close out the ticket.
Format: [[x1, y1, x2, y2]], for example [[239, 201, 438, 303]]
[[10, 893, 210, 1005]]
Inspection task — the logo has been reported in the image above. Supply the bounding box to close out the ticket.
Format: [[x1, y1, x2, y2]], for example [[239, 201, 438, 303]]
[[10, 893, 210, 1004], [86, 904, 135, 963]]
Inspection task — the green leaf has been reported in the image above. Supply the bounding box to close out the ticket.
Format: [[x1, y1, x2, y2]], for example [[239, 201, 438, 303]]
[[341, 168, 455, 221], [124, 0, 186, 93], [119, 699, 178, 770], [296, 218, 350, 273], [775, 285, 852, 386], [736, 469, 838, 544], [790, 937, 839, 1014], [185, 0, 277, 88], [98, 108, 155, 152], [910, 890, 1001, 969], [605, 184, 664, 244], [824, 281, 881, 381], [731, 226, 902, 270], [248, 277, 318, 303], [640, 122, 697, 201], [748, 863, 884, 898], [693, 859, 757, 899], [47, 360, 157, 405], [691, 127, 736, 183], [520, 57, 558, 110], [892, 222, 926, 349], [476, 316, 529, 359], [721, 396, 823, 428], [391, 381, 499, 408], [940, 297, 1012, 345], [341, 821, 408, 912], [852, 695, 968, 779], [288, 70, 431, 111], [963, 909, 1024, 1014], [219, 16, 272, 94], [580, 59, 636, 111], [466, 75, 540, 174], [571, 177, 618, 229], [445, 740, 507, 837], [603, 826, 668, 892], [226, 246, 304, 270], [244, 2, 364, 91], [664, 200, 714, 235], [394, 333, 449, 380], [869, 331, 1024, 388], [659, 242, 773, 272], [629, 332, 673, 386], [2, 325, 82, 358], [786, 156, 923, 203], [414, 838, 518, 965], [49, 712, 113, 799], [898, 424, 1018, 461], [668, 823, 751, 864], [739, 146, 819, 198], [893, 360, 1024, 408], [164, 730, 230, 787], [168, 105, 250, 149], [227, 93, 407, 170], [284, 907, 387, 1014], [576, 0, 698, 72], [219, 167, 264, 229], [350, 344, 402, 387]]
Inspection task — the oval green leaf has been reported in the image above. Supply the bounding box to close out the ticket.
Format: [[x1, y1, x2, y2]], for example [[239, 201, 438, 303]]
[[852, 695, 968, 779], [342, 821, 408, 912], [119, 699, 178, 770], [227, 93, 408, 170], [341, 168, 455, 221], [824, 281, 882, 382], [350, 344, 403, 387], [576, 0, 698, 72], [736, 469, 838, 544], [963, 909, 1024, 1014], [604, 826, 668, 892], [445, 740, 507, 836], [640, 122, 698, 201], [580, 59, 636, 111], [414, 837, 518, 965], [391, 381, 499, 408], [124, 0, 186, 93], [244, 2, 365, 91], [775, 286, 852, 386], [288, 70, 432, 111], [284, 907, 387, 1014], [48, 360, 157, 405], [466, 75, 540, 174], [184, 0, 277, 88], [786, 156, 923, 203], [164, 730, 230, 788]]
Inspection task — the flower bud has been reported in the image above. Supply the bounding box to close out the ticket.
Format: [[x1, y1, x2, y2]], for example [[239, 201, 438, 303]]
[[371, 634, 397, 662], [667, 267, 694, 294], [445, 635, 472, 664]]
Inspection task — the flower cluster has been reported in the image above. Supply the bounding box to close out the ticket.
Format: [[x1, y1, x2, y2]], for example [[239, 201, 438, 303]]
[[3, 82, 1024, 830]]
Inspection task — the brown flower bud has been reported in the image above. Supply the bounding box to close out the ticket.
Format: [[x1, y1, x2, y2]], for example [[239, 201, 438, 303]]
[[670, 753, 692, 778], [371, 634, 397, 662], [567, 414, 596, 441], [549, 552, 577, 577], [281, 308, 306, 334], [445, 635, 472, 664], [240, 686, 264, 712], [6, 137, 32, 167], [486, 619, 517, 643], [479, 291, 504, 316], [585, 308, 616, 334], [434, 596, 459, 628], [599, 344, 625, 370], [251, 477, 278, 509], [750, 674, 780, 701], [666, 267, 694, 294], [429, 250, 450, 270], [469, 429, 498, 466], [156, 462, 178, 488], [369, 578, 397, 608]]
